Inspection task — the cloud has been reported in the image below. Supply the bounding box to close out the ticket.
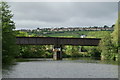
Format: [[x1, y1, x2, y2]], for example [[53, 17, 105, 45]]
[[8, 2, 118, 29]]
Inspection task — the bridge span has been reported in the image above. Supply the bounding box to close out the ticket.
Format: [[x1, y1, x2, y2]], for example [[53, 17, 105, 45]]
[[16, 37, 101, 46], [16, 37, 101, 60]]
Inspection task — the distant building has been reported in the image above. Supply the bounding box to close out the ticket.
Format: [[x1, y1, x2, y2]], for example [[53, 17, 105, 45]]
[[80, 35, 86, 38], [16, 26, 114, 33]]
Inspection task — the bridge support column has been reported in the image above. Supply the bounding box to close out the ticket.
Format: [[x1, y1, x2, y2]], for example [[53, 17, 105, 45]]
[[53, 45, 62, 60]]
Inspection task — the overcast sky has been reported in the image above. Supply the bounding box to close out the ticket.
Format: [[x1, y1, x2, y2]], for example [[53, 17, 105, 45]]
[[8, 2, 118, 30]]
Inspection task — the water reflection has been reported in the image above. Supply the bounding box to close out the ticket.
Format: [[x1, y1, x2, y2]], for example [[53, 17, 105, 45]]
[[2, 57, 118, 78], [15, 57, 118, 65], [64, 57, 118, 65]]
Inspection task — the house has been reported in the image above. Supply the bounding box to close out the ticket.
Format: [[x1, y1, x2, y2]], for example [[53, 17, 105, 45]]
[[80, 35, 87, 38]]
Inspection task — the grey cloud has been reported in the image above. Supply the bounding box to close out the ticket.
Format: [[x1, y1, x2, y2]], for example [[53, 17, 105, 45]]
[[8, 2, 118, 29]]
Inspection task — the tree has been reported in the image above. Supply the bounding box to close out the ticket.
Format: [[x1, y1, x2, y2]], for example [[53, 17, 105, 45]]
[[99, 34, 113, 60], [111, 24, 115, 28], [99, 19, 119, 61], [111, 20, 119, 47], [104, 25, 109, 28], [111, 19, 120, 61], [1, 2, 18, 64], [64, 45, 81, 57]]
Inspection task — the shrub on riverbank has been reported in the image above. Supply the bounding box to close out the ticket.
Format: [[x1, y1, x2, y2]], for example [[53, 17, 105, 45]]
[[100, 20, 119, 61]]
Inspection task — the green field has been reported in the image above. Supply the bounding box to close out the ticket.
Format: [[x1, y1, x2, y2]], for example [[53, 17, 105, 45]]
[[42, 31, 112, 38]]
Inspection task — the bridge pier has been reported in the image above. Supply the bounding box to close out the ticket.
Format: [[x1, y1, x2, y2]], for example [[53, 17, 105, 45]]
[[53, 45, 62, 60]]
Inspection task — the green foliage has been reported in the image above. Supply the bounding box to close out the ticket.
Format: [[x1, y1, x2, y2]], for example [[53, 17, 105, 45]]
[[86, 31, 112, 38], [18, 45, 52, 58], [99, 28, 118, 61], [64, 46, 80, 57], [111, 20, 119, 47], [100, 34, 113, 60], [42, 31, 112, 38], [1, 2, 18, 64], [84, 46, 100, 58], [16, 31, 29, 37], [63, 46, 90, 57], [16, 31, 37, 37]]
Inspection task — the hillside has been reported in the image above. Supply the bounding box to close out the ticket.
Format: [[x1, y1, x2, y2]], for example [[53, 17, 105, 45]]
[[42, 31, 112, 38]]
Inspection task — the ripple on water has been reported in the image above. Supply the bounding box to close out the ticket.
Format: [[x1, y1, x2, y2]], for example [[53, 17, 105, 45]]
[[2, 58, 118, 78]]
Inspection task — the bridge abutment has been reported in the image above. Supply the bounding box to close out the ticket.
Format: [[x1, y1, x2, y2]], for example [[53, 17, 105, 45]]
[[53, 45, 62, 60]]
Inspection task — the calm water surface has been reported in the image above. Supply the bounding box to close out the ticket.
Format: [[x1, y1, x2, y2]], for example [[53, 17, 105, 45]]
[[3, 58, 118, 78]]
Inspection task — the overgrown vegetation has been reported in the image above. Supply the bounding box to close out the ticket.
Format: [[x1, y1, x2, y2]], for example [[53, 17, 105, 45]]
[[100, 20, 119, 61]]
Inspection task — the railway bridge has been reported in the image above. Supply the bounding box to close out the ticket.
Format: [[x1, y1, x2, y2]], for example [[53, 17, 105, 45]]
[[16, 37, 101, 60]]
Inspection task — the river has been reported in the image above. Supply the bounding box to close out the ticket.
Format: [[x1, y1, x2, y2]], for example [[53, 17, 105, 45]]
[[2, 57, 118, 78]]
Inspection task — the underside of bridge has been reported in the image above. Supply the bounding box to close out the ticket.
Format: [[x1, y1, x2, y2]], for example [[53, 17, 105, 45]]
[[16, 37, 101, 60]]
